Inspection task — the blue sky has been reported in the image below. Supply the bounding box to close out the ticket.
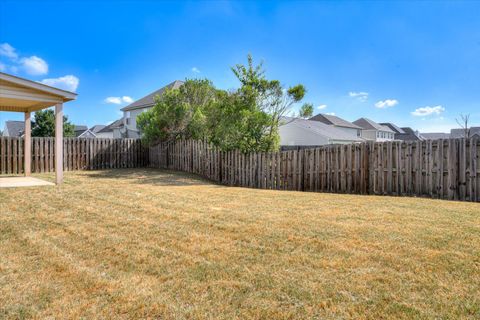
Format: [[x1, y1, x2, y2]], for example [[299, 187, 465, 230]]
[[1, 1, 479, 132]]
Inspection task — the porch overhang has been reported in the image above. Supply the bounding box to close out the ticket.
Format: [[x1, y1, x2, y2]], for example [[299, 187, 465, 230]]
[[0, 72, 77, 112], [0, 72, 77, 185]]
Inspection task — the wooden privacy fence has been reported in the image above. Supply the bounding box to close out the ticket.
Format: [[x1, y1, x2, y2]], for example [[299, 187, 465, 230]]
[[149, 139, 480, 202], [0, 137, 148, 174]]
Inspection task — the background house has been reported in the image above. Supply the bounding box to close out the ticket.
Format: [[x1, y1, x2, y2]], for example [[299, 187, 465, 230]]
[[397, 127, 424, 141], [95, 119, 123, 139], [420, 132, 451, 140], [309, 113, 362, 138], [450, 127, 480, 139], [119, 80, 184, 137], [380, 123, 423, 141], [74, 125, 92, 138], [2, 120, 24, 137], [90, 125, 106, 135], [353, 118, 394, 141], [279, 117, 364, 146]]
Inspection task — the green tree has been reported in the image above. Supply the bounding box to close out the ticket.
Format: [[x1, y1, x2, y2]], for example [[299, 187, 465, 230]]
[[207, 90, 273, 152], [138, 55, 306, 153], [299, 103, 314, 118], [31, 109, 75, 137], [137, 79, 218, 145], [231, 54, 306, 151]]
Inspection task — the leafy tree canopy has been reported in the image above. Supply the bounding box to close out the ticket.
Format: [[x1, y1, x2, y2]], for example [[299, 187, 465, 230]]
[[31, 109, 75, 137], [137, 79, 218, 145], [138, 55, 306, 152], [299, 103, 314, 118]]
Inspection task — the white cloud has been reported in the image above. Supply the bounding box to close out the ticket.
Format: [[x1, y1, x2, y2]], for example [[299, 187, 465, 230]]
[[104, 96, 133, 104], [192, 67, 200, 73], [326, 112, 336, 116], [0, 43, 18, 60], [375, 99, 399, 109], [41, 75, 79, 92], [317, 104, 327, 110], [349, 91, 369, 102], [105, 97, 122, 104], [411, 105, 445, 117], [21, 56, 48, 75], [122, 96, 133, 103]]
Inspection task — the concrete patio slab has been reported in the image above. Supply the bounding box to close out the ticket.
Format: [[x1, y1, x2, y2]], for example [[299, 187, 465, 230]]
[[0, 177, 55, 188]]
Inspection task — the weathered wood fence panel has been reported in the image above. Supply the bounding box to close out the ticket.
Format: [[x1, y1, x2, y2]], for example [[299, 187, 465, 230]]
[[149, 139, 480, 202], [0, 137, 148, 174]]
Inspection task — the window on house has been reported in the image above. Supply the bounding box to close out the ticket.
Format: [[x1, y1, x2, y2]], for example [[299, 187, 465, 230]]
[[125, 111, 131, 125]]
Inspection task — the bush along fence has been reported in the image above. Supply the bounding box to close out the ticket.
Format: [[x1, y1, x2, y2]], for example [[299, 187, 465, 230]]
[[149, 139, 480, 202], [0, 137, 149, 174]]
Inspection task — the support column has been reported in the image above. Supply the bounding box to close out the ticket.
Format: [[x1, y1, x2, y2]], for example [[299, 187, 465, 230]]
[[24, 111, 31, 176], [55, 103, 63, 184]]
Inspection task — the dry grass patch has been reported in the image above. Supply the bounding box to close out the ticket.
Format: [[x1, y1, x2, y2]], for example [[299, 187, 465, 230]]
[[0, 169, 479, 319]]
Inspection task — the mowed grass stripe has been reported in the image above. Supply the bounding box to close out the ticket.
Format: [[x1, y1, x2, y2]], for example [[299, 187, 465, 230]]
[[0, 169, 479, 319]]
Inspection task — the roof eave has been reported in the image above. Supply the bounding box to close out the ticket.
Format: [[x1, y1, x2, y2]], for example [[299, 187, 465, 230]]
[[120, 103, 154, 112], [0, 72, 77, 101]]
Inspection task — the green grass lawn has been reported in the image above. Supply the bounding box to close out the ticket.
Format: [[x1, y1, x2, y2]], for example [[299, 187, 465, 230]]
[[0, 169, 479, 319]]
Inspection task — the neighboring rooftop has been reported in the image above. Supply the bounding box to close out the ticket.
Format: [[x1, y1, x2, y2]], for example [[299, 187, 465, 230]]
[[353, 118, 394, 132], [2, 120, 24, 137], [97, 119, 124, 133], [90, 125, 106, 134], [281, 117, 365, 142], [74, 125, 88, 137], [398, 127, 424, 141], [420, 132, 451, 140], [309, 113, 362, 129], [379, 122, 406, 134], [450, 127, 480, 138], [121, 80, 184, 112]]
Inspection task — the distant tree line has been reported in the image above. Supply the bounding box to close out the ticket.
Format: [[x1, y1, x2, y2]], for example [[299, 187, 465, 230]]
[[138, 55, 312, 152]]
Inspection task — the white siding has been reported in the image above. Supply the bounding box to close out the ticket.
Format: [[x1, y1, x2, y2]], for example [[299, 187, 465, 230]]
[[95, 131, 114, 139], [361, 129, 394, 142], [279, 124, 330, 146], [112, 128, 122, 139], [360, 130, 377, 141], [124, 107, 152, 131], [336, 126, 360, 138]]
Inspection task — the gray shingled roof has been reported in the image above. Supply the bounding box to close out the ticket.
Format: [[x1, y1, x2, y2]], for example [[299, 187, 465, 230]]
[[97, 119, 124, 133], [353, 118, 395, 132], [74, 125, 88, 137], [396, 127, 424, 141], [380, 122, 406, 134], [121, 80, 184, 112], [90, 125, 106, 133], [281, 117, 365, 142], [310, 113, 362, 129], [3, 121, 25, 137], [420, 132, 451, 140], [450, 127, 480, 138], [74, 125, 88, 131]]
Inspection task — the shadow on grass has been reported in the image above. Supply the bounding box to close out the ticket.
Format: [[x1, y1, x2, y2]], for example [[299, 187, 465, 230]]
[[82, 168, 222, 187]]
